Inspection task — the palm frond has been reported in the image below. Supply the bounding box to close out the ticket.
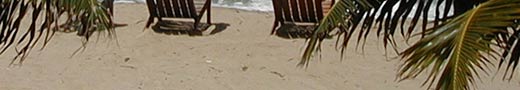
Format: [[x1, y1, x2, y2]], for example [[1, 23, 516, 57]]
[[399, 0, 520, 89], [500, 20, 520, 80], [0, 0, 114, 65], [301, 0, 484, 66], [299, 0, 383, 67], [302, 0, 520, 89]]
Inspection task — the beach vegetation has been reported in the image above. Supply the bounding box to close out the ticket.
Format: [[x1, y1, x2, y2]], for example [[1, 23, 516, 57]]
[[302, 0, 520, 90], [0, 0, 114, 64]]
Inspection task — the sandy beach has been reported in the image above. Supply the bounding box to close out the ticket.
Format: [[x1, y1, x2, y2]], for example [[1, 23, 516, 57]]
[[1, 4, 519, 90]]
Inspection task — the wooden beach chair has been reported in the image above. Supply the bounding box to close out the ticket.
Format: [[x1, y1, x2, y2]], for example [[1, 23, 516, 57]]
[[145, 0, 212, 30], [271, 0, 334, 34]]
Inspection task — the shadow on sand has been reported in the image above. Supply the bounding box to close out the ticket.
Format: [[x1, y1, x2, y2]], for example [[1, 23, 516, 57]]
[[151, 20, 230, 36], [274, 23, 334, 39], [54, 22, 128, 36]]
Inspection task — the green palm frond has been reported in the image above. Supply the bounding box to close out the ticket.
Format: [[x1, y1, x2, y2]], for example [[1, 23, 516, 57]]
[[299, 0, 379, 67], [301, 0, 482, 66], [302, 0, 520, 90], [0, 0, 114, 64], [399, 0, 520, 89]]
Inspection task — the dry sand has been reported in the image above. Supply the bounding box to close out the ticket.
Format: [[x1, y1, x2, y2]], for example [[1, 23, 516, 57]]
[[1, 4, 520, 90]]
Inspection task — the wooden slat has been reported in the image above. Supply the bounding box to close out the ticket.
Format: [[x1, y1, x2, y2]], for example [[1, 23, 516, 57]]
[[187, 0, 197, 17], [298, 0, 309, 22], [163, 0, 174, 17], [179, 0, 190, 18], [171, 0, 182, 17], [280, 0, 292, 21], [315, 0, 323, 20], [157, 0, 166, 17], [307, 0, 317, 22], [289, 0, 300, 22]]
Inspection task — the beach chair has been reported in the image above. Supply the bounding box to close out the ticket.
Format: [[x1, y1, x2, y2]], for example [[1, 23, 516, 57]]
[[271, 0, 334, 34], [145, 0, 212, 30]]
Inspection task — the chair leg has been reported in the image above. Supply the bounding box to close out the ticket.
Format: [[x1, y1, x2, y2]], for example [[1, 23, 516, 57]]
[[207, 3, 211, 24], [194, 19, 200, 30], [145, 17, 154, 28], [271, 21, 279, 35]]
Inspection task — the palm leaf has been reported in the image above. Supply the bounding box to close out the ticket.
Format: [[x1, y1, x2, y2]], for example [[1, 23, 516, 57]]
[[301, 0, 483, 66], [0, 0, 114, 65], [299, 0, 382, 67], [500, 20, 520, 80], [302, 0, 520, 89], [399, 0, 520, 89]]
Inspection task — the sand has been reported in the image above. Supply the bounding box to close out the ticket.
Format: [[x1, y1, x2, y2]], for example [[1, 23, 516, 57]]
[[1, 4, 519, 90]]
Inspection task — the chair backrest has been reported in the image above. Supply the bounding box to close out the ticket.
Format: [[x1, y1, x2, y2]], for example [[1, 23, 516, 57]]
[[146, 0, 198, 19], [272, 0, 325, 23]]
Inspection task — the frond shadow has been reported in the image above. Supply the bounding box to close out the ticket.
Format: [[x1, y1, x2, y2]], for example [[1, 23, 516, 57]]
[[54, 23, 127, 34]]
